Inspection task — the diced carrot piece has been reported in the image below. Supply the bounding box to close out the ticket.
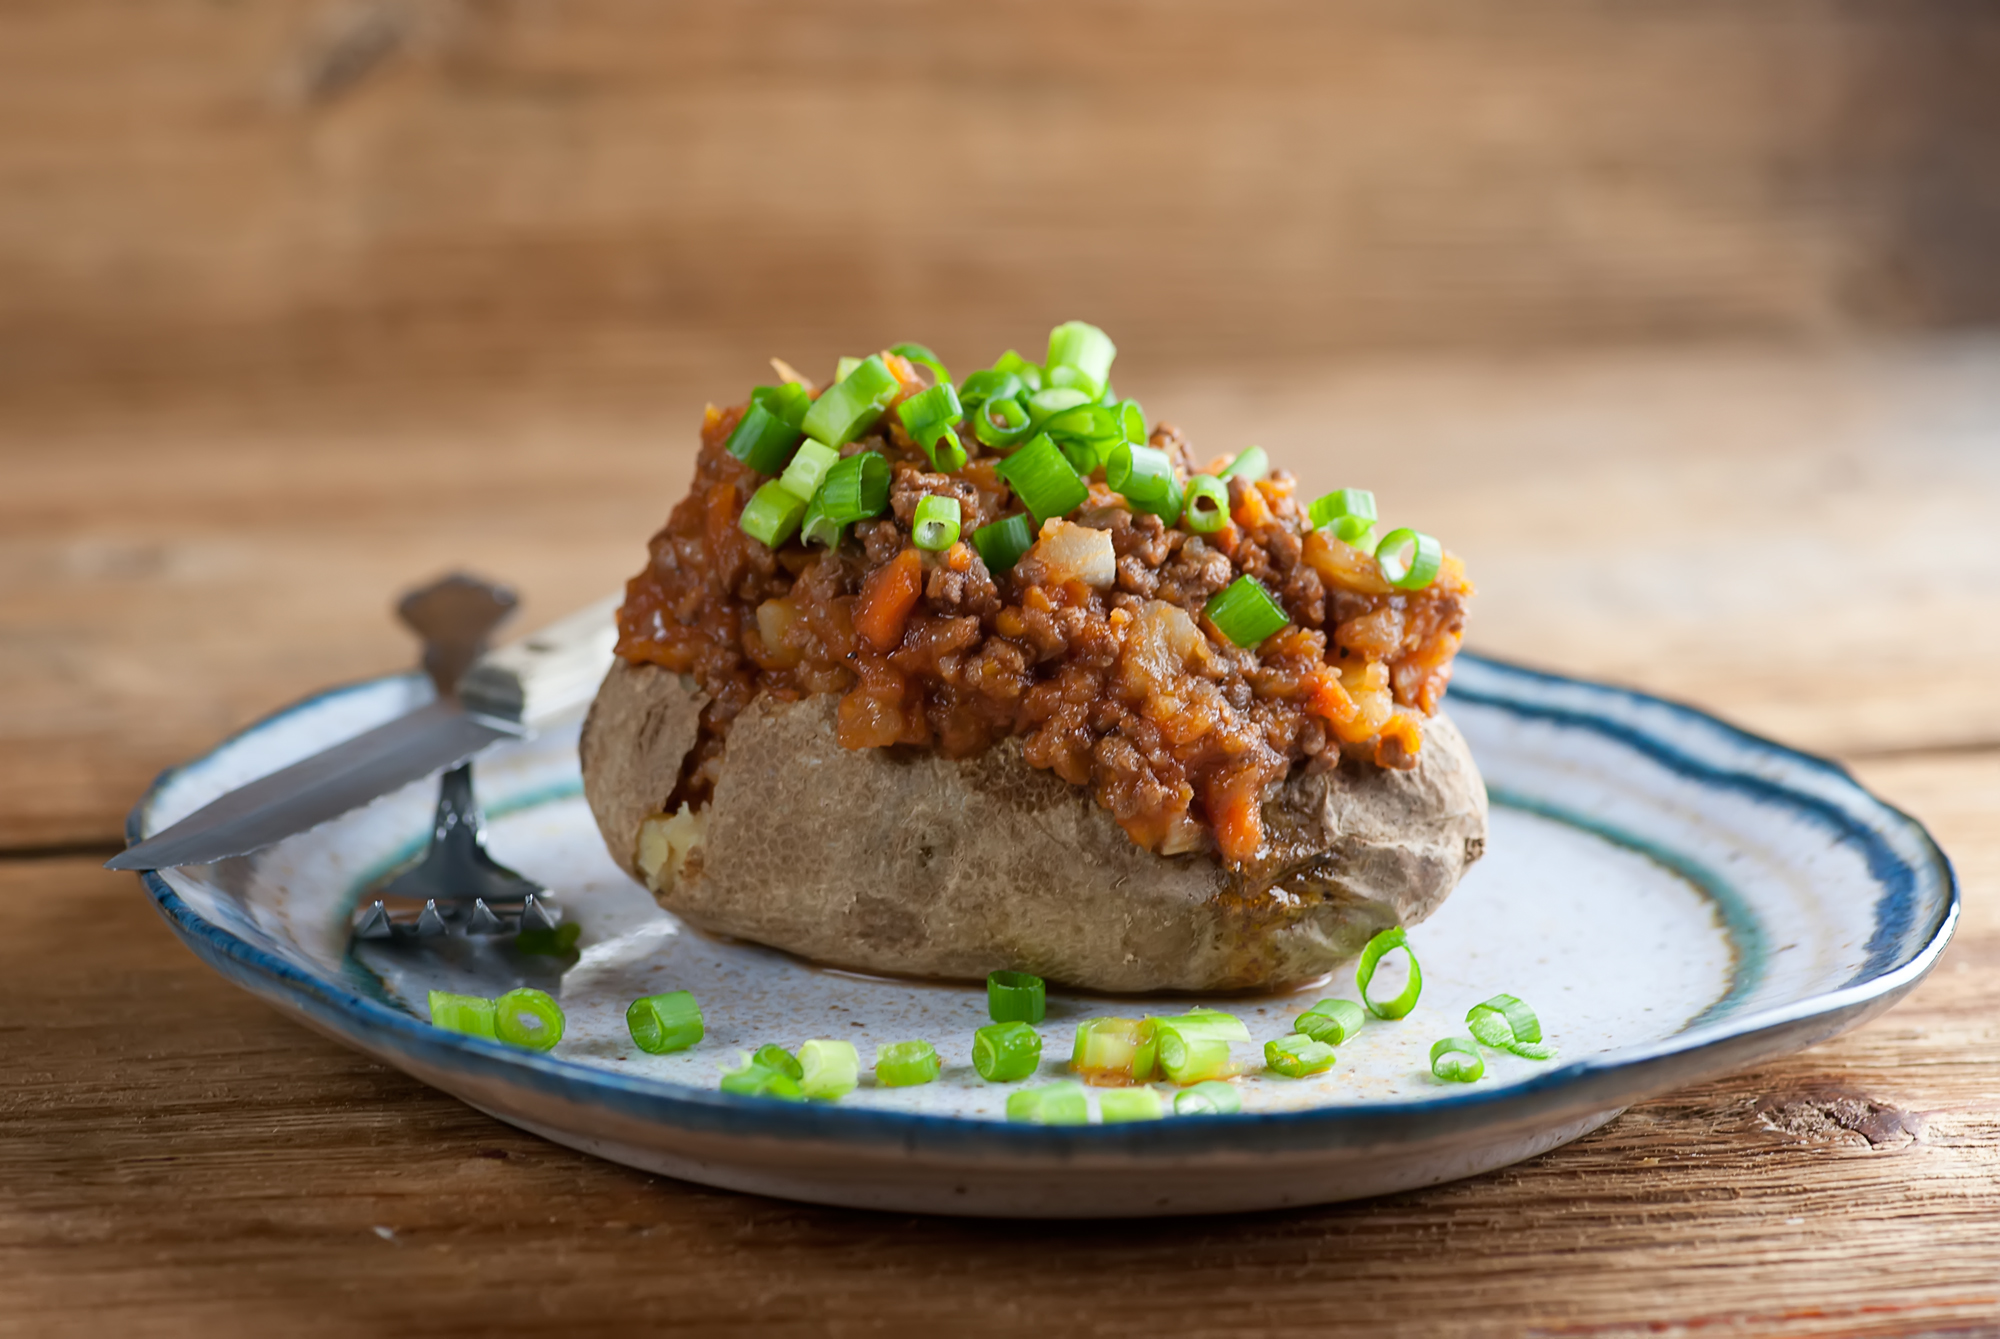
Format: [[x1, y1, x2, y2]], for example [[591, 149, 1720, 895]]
[[1232, 484, 1273, 531], [1203, 774, 1265, 866], [855, 548, 924, 653]]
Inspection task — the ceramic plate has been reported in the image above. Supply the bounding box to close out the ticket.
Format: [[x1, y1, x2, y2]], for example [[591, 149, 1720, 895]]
[[132, 654, 1956, 1217]]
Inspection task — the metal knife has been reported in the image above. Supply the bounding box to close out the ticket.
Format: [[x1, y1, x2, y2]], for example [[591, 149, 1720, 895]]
[[107, 577, 619, 872]]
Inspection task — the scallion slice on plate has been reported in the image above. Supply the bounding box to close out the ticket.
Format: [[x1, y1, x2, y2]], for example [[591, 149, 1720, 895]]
[[494, 988, 564, 1052], [1466, 995, 1557, 1061], [986, 970, 1046, 1023], [972, 1021, 1043, 1083], [1070, 1017, 1157, 1083], [1098, 1087, 1164, 1123], [797, 1039, 860, 1100], [428, 990, 497, 1040], [720, 1056, 806, 1101], [1172, 1080, 1242, 1116], [1294, 998, 1367, 1047], [875, 1040, 942, 1088], [1265, 1033, 1337, 1078], [1005, 1080, 1089, 1125], [1151, 1009, 1249, 1085], [1430, 1037, 1485, 1083], [752, 1043, 803, 1081], [1356, 926, 1423, 1020], [626, 990, 703, 1055]]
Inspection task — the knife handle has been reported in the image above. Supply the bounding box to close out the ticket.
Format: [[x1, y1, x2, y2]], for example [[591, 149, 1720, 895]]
[[459, 594, 621, 731]]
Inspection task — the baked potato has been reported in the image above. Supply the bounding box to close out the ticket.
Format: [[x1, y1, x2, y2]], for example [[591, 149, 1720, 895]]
[[582, 322, 1488, 992]]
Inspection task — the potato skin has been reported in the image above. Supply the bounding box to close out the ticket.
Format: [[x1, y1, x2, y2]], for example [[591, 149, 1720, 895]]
[[581, 659, 1487, 993]]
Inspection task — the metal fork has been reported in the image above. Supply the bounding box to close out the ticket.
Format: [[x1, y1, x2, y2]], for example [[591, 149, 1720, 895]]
[[350, 573, 562, 942]]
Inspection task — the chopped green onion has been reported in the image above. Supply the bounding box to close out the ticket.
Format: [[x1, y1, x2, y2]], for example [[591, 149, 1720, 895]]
[[725, 402, 806, 476], [1182, 475, 1229, 533], [875, 1040, 942, 1087], [1005, 1080, 1088, 1125], [1203, 574, 1290, 647], [1025, 386, 1093, 425], [912, 495, 962, 551], [972, 395, 1034, 450], [1294, 998, 1367, 1047], [1070, 1017, 1158, 1083], [1151, 1010, 1249, 1085], [1043, 364, 1100, 397], [1098, 1087, 1164, 1123], [1219, 446, 1268, 481], [972, 513, 1036, 574], [626, 990, 703, 1054], [1356, 926, 1423, 1020], [1431, 1036, 1485, 1083], [1265, 1033, 1337, 1078], [994, 433, 1087, 525], [515, 920, 581, 958], [720, 1056, 806, 1101], [897, 381, 961, 436], [833, 355, 863, 383], [1307, 488, 1377, 534], [797, 1039, 860, 1100], [814, 451, 890, 524], [1045, 321, 1117, 396], [799, 491, 845, 549], [958, 369, 1023, 409], [1173, 1080, 1242, 1116], [739, 479, 807, 548], [428, 990, 496, 1040], [753, 381, 812, 428], [1375, 528, 1443, 590], [972, 1021, 1043, 1083], [991, 349, 1044, 392], [494, 988, 565, 1052], [1466, 995, 1557, 1061], [801, 354, 901, 447], [1106, 442, 1184, 523], [922, 426, 968, 472], [752, 1043, 804, 1081], [1115, 400, 1146, 444], [987, 970, 1046, 1023], [778, 439, 841, 502], [889, 341, 951, 385]]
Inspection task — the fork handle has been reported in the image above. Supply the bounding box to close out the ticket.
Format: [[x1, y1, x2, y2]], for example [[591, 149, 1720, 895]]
[[459, 594, 621, 732]]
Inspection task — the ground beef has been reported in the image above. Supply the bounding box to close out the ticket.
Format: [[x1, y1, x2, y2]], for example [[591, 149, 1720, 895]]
[[616, 394, 1474, 866]]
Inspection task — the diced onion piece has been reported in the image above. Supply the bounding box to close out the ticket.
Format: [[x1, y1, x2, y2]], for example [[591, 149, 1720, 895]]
[[798, 1039, 861, 1100], [626, 990, 703, 1055], [1431, 1037, 1485, 1083], [1028, 518, 1116, 588], [1356, 926, 1423, 1020], [973, 1022, 1043, 1083], [987, 970, 1047, 1024]]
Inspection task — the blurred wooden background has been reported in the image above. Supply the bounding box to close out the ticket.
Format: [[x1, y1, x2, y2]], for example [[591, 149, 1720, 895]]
[[5, 4, 2000, 1335], [5, 0, 1999, 403]]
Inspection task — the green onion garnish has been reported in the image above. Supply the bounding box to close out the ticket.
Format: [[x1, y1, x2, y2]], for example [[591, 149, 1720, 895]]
[[1430, 1037, 1485, 1083], [1005, 1080, 1089, 1125], [889, 341, 951, 385], [739, 479, 807, 548], [1294, 998, 1367, 1047], [428, 989, 497, 1040], [626, 990, 703, 1054], [1025, 386, 1093, 426], [1356, 926, 1423, 1020], [1043, 364, 1097, 396], [751, 380, 812, 428], [752, 1043, 804, 1081], [1375, 527, 1443, 590], [972, 1021, 1043, 1083], [833, 355, 862, 383], [1045, 320, 1117, 398], [1307, 488, 1377, 542], [995, 433, 1087, 526], [896, 383, 967, 470], [987, 970, 1046, 1023], [1466, 995, 1557, 1061], [911, 495, 962, 551], [1264, 1033, 1337, 1078], [814, 450, 890, 524], [958, 369, 1023, 409], [1107, 442, 1184, 523], [493, 988, 565, 1052], [1151, 1009, 1250, 1086], [1203, 574, 1290, 647], [725, 401, 807, 476], [1172, 1080, 1242, 1116], [778, 439, 841, 502], [1182, 475, 1229, 533], [1219, 445, 1268, 481], [798, 491, 845, 549], [875, 1040, 942, 1088], [1115, 399, 1146, 444], [991, 349, 1044, 392], [515, 920, 582, 958], [797, 1039, 861, 1100], [972, 395, 1034, 450], [1070, 1017, 1157, 1083], [1098, 1087, 1164, 1123], [801, 354, 902, 447], [720, 1056, 806, 1101], [972, 513, 1036, 574]]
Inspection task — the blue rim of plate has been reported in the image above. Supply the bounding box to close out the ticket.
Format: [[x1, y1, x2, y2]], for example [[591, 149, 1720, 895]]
[[130, 651, 1959, 1161]]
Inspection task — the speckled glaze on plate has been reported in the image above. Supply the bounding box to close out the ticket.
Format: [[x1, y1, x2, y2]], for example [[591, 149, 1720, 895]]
[[131, 654, 1956, 1217]]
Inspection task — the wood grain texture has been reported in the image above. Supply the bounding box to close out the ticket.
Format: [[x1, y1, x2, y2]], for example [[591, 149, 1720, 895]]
[[3, 0, 1999, 402], [5, 337, 1997, 847], [1, 752, 1993, 1337]]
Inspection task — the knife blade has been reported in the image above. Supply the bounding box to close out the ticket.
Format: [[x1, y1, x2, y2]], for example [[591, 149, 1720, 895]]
[[108, 594, 619, 871]]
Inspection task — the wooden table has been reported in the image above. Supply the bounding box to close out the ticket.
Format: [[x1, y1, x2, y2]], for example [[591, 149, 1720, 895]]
[[4, 340, 1997, 1336]]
